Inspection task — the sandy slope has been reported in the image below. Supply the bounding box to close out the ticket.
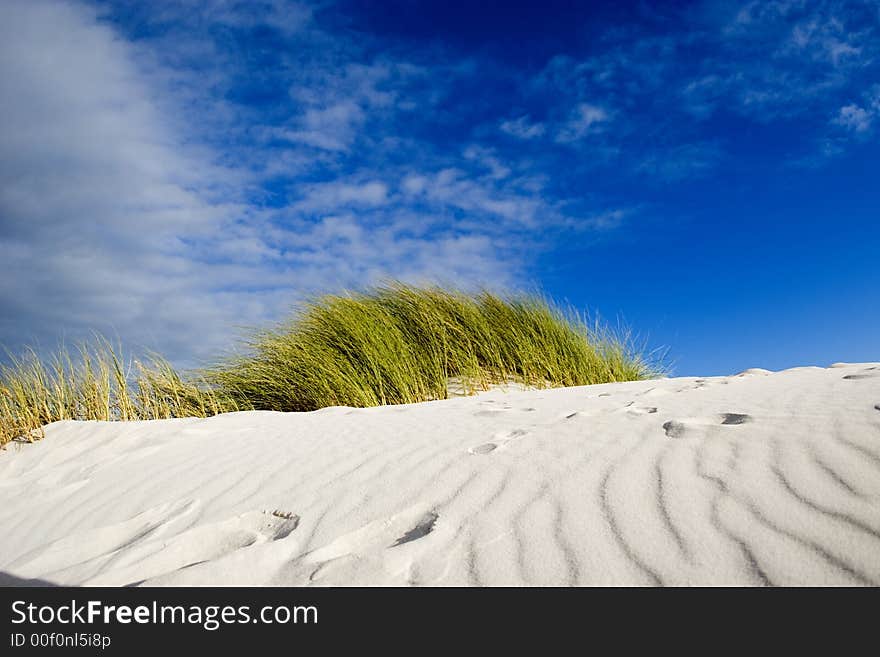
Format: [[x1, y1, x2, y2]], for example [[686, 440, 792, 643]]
[[1, 363, 879, 587]]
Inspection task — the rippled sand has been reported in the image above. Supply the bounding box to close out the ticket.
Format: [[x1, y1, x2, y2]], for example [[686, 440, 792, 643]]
[[1, 362, 879, 586]]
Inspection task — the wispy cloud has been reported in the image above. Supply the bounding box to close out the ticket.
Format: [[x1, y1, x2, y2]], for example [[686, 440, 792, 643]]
[[0, 0, 258, 362], [500, 115, 546, 140], [835, 103, 873, 132], [517, 0, 880, 169], [296, 181, 390, 210], [555, 104, 610, 143], [0, 0, 612, 363], [831, 84, 880, 135], [2, 0, 879, 365]]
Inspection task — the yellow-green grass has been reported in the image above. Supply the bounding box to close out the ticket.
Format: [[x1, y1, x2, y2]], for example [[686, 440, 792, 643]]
[[208, 284, 657, 412], [1, 285, 659, 447], [0, 338, 241, 447]]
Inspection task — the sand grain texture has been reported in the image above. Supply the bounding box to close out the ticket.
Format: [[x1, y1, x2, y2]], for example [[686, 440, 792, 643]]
[[1, 363, 879, 586]]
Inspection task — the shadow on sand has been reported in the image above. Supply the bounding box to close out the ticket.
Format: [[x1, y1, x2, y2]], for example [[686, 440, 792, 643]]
[[0, 571, 58, 587]]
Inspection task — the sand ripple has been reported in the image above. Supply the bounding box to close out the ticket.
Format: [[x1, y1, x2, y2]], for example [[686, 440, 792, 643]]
[[1, 363, 879, 586]]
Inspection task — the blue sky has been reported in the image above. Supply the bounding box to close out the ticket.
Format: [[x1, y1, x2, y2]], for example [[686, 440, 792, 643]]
[[0, 0, 878, 375]]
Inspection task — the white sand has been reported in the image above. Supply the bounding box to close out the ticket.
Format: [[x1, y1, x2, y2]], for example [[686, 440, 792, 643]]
[[1, 362, 879, 586]]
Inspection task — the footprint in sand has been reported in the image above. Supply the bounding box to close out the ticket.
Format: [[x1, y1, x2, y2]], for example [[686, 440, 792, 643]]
[[606, 402, 659, 416], [469, 429, 529, 455], [662, 420, 687, 438], [11, 503, 301, 586], [628, 406, 658, 415], [663, 413, 753, 438], [391, 511, 439, 547], [844, 372, 880, 380], [874, 404, 880, 412], [124, 511, 300, 585], [301, 505, 440, 583], [638, 387, 673, 398], [473, 408, 511, 417]]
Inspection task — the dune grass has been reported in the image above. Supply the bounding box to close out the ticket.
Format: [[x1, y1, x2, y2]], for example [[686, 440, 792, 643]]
[[208, 284, 656, 412], [0, 337, 241, 447], [0, 285, 658, 447]]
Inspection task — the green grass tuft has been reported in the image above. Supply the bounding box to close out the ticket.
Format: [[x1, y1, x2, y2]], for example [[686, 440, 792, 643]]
[[208, 283, 657, 412], [0, 285, 660, 447]]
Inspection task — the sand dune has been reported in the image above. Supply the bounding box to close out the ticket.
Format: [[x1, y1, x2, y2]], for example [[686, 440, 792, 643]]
[[0, 363, 878, 586]]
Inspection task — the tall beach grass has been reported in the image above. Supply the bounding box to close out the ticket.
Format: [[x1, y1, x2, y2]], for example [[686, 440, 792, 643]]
[[209, 284, 656, 411], [0, 338, 241, 447], [1, 285, 658, 447]]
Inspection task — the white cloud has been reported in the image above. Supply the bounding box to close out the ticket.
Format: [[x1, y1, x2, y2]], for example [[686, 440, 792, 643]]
[[275, 102, 366, 152], [401, 174, 428, 195], [832, 85, 880, 135], [296, 180, 390, 211], [786, 15, 866, 67], [0, 0, 262, 362], [500, 115, 546, 139], [400, 168, 544, 226], [0, 0, 642, 366], [586, 209, 627, 230], [0, 1, 514, 365], [463, 145, 511, 179], [555, 103, 610, 142], [834, 103, 873, 132], [277, 62, 406, 153], [199, 0, 312, 34]]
